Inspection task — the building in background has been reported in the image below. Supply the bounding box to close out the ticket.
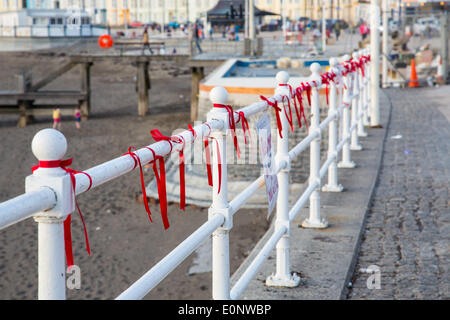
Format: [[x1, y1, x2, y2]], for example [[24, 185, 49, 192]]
[[102, 0, 219, 26], [0, 1, 446, 29]]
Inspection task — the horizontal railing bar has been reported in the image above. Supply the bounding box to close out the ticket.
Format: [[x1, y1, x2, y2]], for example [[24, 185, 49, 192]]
[[116, 213, 225, 300], [288, 180, 319, 222], [0, 187, 56, 230], [288, 131, 319, 161], [230, 226, 287, 300], [337, 103, 346, 114], [230, 176, 265, 216], [319, 154, 337, 179], [229, 160, 287, 216], [336, 135, 350, 152], [319, 112, 337, 131]]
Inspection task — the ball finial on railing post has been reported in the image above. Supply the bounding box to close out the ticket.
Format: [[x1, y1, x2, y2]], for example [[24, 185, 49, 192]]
[[31, 128, 67, 162], [276, 71, 289, 85], [352, 51, 360, 60], [209, 86, 229, 105], [275, 71, 290, 97], [343, 54, 350, 62], [309, 62, 322, 84]]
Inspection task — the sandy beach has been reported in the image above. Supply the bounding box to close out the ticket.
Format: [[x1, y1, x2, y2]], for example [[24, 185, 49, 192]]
[[0, 48, 269, 299]]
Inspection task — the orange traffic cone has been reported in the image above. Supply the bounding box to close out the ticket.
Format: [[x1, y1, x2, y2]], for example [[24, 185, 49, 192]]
[[408, 59, 419, 88]]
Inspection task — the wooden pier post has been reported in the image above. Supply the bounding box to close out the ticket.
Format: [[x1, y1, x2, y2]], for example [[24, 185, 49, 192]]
[[17, 72, 32, 127], [190, 66, 204, 122], [137, 61, 150, 116], [80, 63, 92, 120]]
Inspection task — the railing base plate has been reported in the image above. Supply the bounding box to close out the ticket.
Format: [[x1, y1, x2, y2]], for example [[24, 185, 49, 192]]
[[301, 218, 328, 229], [265, 273, 301, 288], [322, 184, 344, 192], [358, 131, 368, 137], [338, 161, 356, 169]]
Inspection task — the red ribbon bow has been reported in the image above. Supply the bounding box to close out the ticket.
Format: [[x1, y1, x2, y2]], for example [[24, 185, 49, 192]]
[[123, 146, 154, 223], [279, 83, 303, 130], [203, 123, 222, 194], [150, 129, 186, 230], [342, 63, 352, 77], [213, 104, 240, 159], [321, 74, 330, 105], [236, 111, 252, 146], [358, 58, 366, 78], [260, 95, 283, 138], [321, 72, 336, 105], [31, 159, 92, 269], [295, 87, 309, 130], [301, 82, 312, 107]]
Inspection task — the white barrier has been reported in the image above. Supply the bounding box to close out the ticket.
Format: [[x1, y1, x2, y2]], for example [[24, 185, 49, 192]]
[[0, 48, 373, 300]]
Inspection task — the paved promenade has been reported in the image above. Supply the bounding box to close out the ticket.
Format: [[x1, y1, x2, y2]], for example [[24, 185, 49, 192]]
[[348, 87, 450, 299]]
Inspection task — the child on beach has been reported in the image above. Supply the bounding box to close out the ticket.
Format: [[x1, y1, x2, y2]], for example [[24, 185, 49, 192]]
[[52, 108, 61, 130], [74, 107, 81, 129]]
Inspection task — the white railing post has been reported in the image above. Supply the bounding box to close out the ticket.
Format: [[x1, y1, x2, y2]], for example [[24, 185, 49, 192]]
[[322, 58, 344, 193], [355, 52, 368, 138], [266, 71, 301, 287], [350, 53, 363, 151], [338, 64, 345, 143], [370, 0, 381, 127], [25, 129, 74, 300], [362, 49, 371, 126], [207, 87, 232, 300], [338, 56, 357, 169], [302, 63, 328, 229]]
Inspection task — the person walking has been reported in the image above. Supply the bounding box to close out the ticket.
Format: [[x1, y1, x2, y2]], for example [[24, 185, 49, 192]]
[[142, 26, 154, 55], [334, 21, 341, 41], [359, 21, 369, 41], [312, 27, 321, 51], [193, 22, 203, 54], [52, 108, 61, 130], [74, 107, 81, 129]]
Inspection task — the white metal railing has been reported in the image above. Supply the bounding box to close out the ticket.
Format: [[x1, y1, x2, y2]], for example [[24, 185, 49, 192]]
[[0, 48, 374, 300]]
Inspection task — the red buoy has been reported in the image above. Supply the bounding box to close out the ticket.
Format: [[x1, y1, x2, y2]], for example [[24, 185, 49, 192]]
[[98, 34, 113, 49]]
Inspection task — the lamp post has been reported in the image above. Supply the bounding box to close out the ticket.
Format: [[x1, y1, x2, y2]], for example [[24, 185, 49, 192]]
[[322, 0, 326, 52], [382, 0, 388, 88], [370, 0, 380, 127], [249, 0, 255, 56], [282, 0, 287, 42]]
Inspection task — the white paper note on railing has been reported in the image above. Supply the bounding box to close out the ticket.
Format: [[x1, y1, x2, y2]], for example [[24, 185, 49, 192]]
[[256, 112, 279, 219]]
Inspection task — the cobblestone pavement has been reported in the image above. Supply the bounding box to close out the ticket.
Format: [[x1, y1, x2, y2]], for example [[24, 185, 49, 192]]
[[348, 87, 450, 300]]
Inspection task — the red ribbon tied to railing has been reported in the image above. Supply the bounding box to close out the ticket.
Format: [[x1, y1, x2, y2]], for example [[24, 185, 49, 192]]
[[321, 72, 337, 105], [358, 57, 366, 78], [150, 129, 189, 229], [123, 146, 153, 223], [342, 63, 352, 77], [279, 83, 303, 129], [203, 123, 222, 194], [321, 74, 330, 105], [301, 82, 312, 107], [31, 159, 92, 269], [213, 104, 240, 159], [294, 87, 309, 130], [236, 111, 252, 146], [260, 95, 283, 138]]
